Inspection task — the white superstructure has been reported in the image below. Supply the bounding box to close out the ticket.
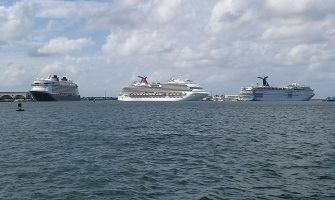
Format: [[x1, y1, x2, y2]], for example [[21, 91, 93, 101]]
[[30, 75, 80, 101], [118, 76, 208, 101], [239, 76, 315, 101]]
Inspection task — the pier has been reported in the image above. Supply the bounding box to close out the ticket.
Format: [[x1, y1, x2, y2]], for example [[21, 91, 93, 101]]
[[0, 92, 118, 102], [0, 92, 32, 102]]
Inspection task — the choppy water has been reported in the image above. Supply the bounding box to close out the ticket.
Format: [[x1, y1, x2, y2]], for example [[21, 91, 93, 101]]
[[1, 101, 334, 199]]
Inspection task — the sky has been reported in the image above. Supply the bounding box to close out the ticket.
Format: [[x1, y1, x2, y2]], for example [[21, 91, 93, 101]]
[[1, 0, 335, 99]]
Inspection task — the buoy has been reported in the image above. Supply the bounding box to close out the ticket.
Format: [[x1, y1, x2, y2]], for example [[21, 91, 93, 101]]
[[16, 102, 25, 111]]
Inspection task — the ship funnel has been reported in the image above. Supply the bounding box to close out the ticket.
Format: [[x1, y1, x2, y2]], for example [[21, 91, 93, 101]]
[[137, 76, 148, 84], [258, 76, 269, 86]]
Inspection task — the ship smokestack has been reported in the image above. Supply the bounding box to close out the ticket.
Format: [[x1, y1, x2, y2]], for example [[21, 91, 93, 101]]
[[258, 76, 269, 86]]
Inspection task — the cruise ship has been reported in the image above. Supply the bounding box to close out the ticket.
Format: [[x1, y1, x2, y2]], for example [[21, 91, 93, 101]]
[[118, 76, 209, 101], [30, 75, 80, 101], [239, 76, 315, 101]]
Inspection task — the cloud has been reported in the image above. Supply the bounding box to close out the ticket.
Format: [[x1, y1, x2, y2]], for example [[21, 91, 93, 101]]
[[205, 0, 257, 35], [265, 0, 335, 19], [32, 37, 95, 56], [84, 1, 147, 31], [40, 61, 78, 76], [0, 2, 35, 44], [33, 0, 109, 19], [0, 63, 27, 87], [149, 0, 184, 24], [277, 44, 335, 66], [170, 45, 222, 68], [102, 30, 175, 57], [261, 0, 335, 42], [260, 21, 335, 45]]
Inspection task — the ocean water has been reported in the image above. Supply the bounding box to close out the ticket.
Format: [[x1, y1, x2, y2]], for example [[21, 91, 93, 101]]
[[1, 101, 334, 200]]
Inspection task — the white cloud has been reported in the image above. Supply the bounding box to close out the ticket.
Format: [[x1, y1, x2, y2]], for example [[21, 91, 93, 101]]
[[120, 0, 141, 7], [40, 61, 78, 77], [35, 37, 95, 56], [0, 63, 27, 87], [277, 44, 335, 66], [205, 0, 256, 35], [32, 0, 108, 19], [102, 30, 175, 57], [265, 0, 335, 18], [84, 1, 148, 31], [261, 23, 320, 42], [261, 0, 335, 43], [0, 2, 35, 44], [171, 45, 221, 68], [149, 0, 184, 24]]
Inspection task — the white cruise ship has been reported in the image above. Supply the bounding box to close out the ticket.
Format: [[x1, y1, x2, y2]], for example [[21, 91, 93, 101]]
[[118, 76, 209, 101], [239, 76, 315, 101], [30, 75, 80, 101]]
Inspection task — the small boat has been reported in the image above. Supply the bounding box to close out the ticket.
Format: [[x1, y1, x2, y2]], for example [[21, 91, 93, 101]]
[[323, 97, 335, 101], [16, 102, 25, 111]]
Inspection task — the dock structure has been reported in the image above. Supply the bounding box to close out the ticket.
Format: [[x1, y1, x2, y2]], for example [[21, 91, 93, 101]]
[[0, 92, 33, 101]]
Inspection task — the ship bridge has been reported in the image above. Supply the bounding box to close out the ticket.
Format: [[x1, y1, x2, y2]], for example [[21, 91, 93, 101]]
[[0, 92, 32, 101]]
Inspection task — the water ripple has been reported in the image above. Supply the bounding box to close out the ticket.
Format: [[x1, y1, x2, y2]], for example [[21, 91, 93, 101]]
[[0, 101, 334, 199]]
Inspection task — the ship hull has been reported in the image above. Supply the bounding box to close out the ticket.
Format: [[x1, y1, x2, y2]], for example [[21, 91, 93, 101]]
[[240, 89, 314, 101], [30, 91, 80, 101], [118, 92, 208, 101]]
